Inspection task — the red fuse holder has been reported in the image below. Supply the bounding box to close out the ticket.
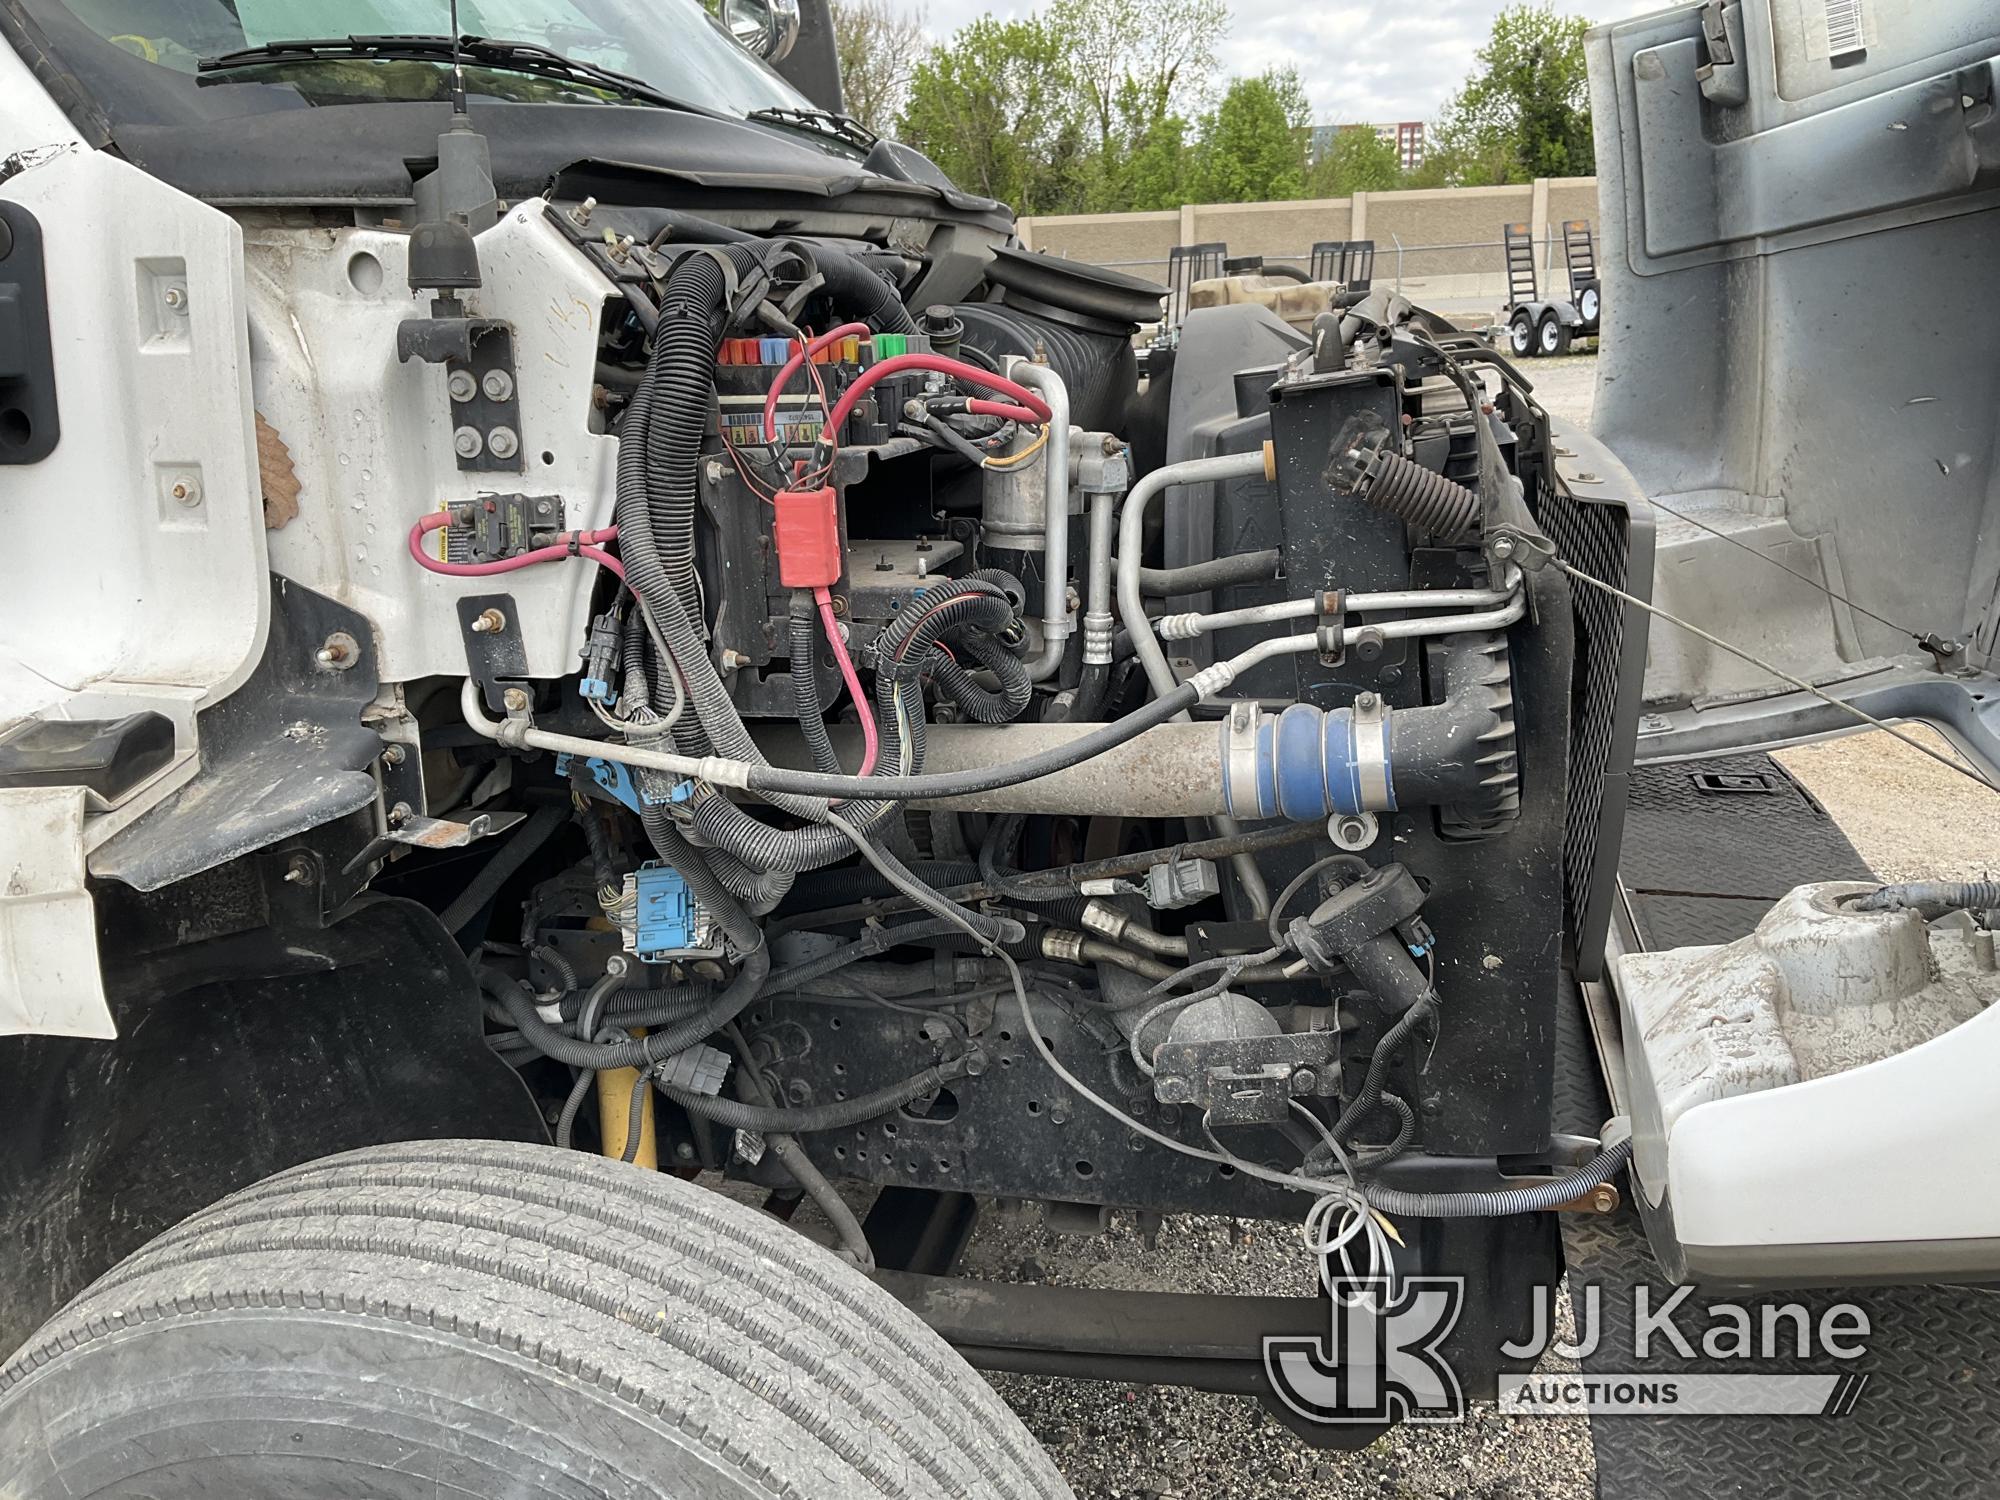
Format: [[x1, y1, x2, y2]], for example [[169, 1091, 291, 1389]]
[[772, 486, 842, 588]]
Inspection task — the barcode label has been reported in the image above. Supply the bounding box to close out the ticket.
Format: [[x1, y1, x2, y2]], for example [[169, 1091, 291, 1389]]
[[1824, 0, 1865, 56]]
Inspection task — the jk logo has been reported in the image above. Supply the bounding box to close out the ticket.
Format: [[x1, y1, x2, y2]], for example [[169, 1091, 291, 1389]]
[[1263, 1278, 1467, 1425]]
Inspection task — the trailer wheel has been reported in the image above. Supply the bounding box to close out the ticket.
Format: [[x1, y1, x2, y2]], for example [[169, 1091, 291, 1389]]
[[1508, 309, 1536, 357], [0, 1140, 1071, 1500], [1577, 283, 1601, 328], [1537, 310, 1573, 357]]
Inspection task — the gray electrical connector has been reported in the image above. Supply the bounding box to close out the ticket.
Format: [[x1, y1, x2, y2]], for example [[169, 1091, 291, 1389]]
[[654, 1040, 730, 1097], [1144, 857, 1220, 910]]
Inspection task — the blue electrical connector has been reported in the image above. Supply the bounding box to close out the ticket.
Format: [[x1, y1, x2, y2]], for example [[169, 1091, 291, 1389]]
[[578, 610, 622, 705], [554, 753, 692, 815], [632, 862, 698, 960]]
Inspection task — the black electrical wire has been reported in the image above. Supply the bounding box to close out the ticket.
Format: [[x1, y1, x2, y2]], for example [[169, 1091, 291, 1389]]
[[733, 678, 1200, 802], [1267, 853, 1371, 948], [656, 1055, 969, 1133], [724, 1022, 874, 1269], [1333, 994, 1438, 1142]]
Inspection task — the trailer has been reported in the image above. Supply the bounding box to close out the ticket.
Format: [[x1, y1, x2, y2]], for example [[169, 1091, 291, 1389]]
[[1499, 219, 1597, 357]]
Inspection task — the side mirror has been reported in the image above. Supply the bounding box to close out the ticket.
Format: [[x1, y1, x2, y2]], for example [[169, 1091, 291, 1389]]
[[721, 0, 801, 61]]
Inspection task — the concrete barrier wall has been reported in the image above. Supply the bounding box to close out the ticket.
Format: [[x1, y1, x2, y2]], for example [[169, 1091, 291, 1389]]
[[1019, 177, 1604, 314]]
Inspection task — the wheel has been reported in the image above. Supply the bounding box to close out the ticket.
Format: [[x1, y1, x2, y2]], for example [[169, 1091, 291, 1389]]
[[1577, 283, 1601, 328], [1537, 310, 1572, 357], [0, 1140, 1072, 1500], [1508, 309, 1536, 357]]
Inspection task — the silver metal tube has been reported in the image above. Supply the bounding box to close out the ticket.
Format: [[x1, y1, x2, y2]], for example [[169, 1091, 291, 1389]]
[[1082, 899, 1191, 957], [1116, 446, 1278, 915], [753, 719, 1228, 816], [1159, 584, 1517, 641], [1081, 487, 1119, 667], [1010, 362, 1073, 681]]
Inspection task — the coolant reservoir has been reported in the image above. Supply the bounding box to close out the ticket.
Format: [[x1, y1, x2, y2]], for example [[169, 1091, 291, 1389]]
[[1188, 274, 1339, 331]]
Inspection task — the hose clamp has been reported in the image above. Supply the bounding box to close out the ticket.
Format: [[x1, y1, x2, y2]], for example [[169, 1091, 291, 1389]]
[[1350, 692, 1395, 813], [1223, 701, 1264, 818]]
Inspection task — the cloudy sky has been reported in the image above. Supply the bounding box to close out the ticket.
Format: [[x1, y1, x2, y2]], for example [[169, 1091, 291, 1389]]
[[885, 0, 1682, 122]]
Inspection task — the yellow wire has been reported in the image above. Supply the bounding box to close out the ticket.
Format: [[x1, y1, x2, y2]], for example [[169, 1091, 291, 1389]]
[[981, 426, 1050, 470]]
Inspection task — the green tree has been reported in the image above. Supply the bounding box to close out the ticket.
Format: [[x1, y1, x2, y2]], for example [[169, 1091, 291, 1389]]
[[1192, 68, 1310, 203], [830, 0, 929, 137], [1117, 92, 1193, 210], [1431, 2, 1593, 185], [1308, 125, 1403, 197], [897, 17, 1089, 214]]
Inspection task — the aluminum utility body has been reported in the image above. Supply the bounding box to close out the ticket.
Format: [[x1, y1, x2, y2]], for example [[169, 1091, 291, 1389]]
[[2, 0, 1998, 1489]]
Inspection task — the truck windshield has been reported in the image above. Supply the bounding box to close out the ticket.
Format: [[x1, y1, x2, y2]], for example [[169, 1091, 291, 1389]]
[[34, 0, 814, 118]]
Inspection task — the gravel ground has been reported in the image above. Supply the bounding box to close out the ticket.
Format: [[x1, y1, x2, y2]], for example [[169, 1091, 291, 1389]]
[[961, 350, 1994, 1496]]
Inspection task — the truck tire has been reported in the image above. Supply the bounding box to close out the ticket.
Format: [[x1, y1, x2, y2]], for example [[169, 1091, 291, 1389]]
[[0, 1140, 1072, 1500]]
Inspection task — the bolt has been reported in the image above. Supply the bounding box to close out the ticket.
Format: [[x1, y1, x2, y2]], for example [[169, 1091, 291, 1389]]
[[283, 854, 314, 885], [163, 285, 188, 313], [388, 802, 413, 826], [453, 425, 485, 459], [1590, 1186, 1617, 1214], [168, 473, 202, 507], [469, 607, 507, 634], [606, 954, 631, 978], [875, 552, 893, 572], [1102, 433, 1121, 455], [446, 369, 478, 402], [572, 196, 597, 226], [481, 369, 515, 402], [487, 426, 520, 461], [719, 649, 751, 674], [502, 687, 531, 713], [704, 459, 728, 485], [1491, 536, 1517, 560], [828, 595, 847, 616], [1048, 1106, 1069, 1126], [786, 1078, 812, 1105], [313, 633, 358, 670], [1155, 1077, 1191, 1104], [674, 1141, 697, 1162], [1289, 1065, 1319, 1095], [381, 744, 406, 766], [1355, 691, 1380, 712]]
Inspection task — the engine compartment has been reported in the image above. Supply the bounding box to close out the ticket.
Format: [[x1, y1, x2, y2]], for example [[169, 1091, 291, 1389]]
[[23, 179, 1638, 1294], [304, 195, 1619, 1233]]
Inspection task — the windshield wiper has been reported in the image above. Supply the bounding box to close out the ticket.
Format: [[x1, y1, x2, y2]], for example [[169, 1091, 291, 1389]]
[[198, 34, 707, 116], [745, 106, 876, 153]]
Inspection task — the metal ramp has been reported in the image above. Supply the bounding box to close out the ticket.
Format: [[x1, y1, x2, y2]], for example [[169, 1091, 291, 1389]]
[[1308, 239, 1376, 291], [1503, 221, 1539, 306], [1562, 220, 1597, 301], [1562, 221, 1602, 332], [1559, 753, 2000, 1498], [1162, 241, 1226, 333]]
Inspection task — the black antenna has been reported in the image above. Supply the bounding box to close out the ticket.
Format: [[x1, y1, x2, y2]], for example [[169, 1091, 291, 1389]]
[[448, 0, 468, 115]]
